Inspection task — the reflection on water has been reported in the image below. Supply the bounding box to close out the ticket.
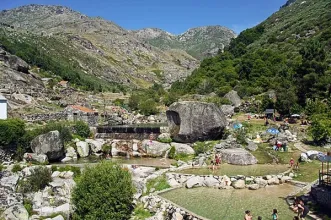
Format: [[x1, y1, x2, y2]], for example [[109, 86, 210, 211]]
[[54, 156, 175, 168], [161, 185, 298, 220]]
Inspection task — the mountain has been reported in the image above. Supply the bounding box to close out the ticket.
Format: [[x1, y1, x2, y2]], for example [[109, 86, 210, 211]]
[[0, 4, 201, 90], [169, 0, 331, 115], [132, 25, 236, 60]]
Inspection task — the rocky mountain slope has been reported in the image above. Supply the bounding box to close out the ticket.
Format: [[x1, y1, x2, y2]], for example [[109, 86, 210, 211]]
[[0, 4, 200, 89], [132, 25, 236, 59]]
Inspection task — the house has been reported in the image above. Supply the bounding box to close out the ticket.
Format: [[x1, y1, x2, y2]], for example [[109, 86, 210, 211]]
[[58, 81, 69, 88], [265, 109, 275, 119], [65, 105, 98, 126], [0, 95, 7, 119]]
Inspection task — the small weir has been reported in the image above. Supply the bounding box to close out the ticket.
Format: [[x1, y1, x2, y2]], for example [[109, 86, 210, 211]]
[[96, 123, 167, 139]]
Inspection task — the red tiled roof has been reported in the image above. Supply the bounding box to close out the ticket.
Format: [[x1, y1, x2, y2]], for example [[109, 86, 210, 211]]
[[59, 81, 68, 85], [70, 105, 95, 113]]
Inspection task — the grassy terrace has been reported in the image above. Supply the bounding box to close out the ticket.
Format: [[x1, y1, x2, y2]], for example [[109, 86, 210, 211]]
[[177, 164, 289, 177], [161, 185, 299, 220]]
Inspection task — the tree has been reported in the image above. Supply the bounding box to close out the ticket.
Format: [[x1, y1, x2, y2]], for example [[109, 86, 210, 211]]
[[309, 114, 331, 144], [72, 162, 134, 220], [73, 121, 91, 138]]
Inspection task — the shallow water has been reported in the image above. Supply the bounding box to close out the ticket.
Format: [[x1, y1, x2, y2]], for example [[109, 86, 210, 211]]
[[53, 156, 175, 168], [160, 184, 298, 220], [177, 164, 289, 177]]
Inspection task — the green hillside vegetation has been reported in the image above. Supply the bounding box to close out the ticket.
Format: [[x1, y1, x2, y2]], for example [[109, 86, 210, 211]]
[[169, 0, 331, 116], [0, 28, 125, 92]]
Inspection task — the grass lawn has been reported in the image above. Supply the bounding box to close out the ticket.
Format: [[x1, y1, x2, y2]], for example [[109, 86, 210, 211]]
[[177, 164, 289, 176], [293, 161, 322, 182], [160, 185, 298, 220]]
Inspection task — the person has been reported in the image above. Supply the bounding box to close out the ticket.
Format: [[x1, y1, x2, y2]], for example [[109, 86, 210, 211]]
[[290, 158, 295, 168], [244, 210, 252, 220], [210, 159, 215, 171], [293, 217, 299, 220], [215, 153, 220, 166], [297, 199, 309, 220], [257, 216, 262, 220], [295, 159, 300, 171], [291, 197, 300, 213], [272, 209, 278, 220]]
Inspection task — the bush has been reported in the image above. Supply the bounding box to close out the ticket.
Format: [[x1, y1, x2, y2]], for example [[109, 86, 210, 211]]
[[132, 203, 152, 220], [12, 164, 22, 173], [168, 146, 176, 159], [73, 121, 91, 138], [72, 162, 134, 220], [193, 141, 216, 156], [0, 118, 26, 147], [145, 175, 170, 195], [23, 199, 33, 216], [0, 164, 3, 171], [19, 166, 52, 193], [157, 137, 172, 143], [309, 114, 331, 144], [234, 128, 247, 145], [102, 144, 112, 154]]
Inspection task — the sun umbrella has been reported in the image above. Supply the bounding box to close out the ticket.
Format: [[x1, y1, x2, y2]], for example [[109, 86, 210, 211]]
[[266, 128, 280, 135], [233, 123, 243, 130]]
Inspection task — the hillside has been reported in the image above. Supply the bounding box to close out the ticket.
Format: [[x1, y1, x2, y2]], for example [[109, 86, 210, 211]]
[[0, 4, 200, 90], [132, 25, 236, 59], [169, 0, 331, 114]]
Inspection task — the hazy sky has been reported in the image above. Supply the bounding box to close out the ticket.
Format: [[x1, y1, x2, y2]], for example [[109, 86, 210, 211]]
[[0, 0, 287, 34]]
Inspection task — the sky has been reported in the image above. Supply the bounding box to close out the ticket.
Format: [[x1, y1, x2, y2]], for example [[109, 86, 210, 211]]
[[0, 0, 287, 34]]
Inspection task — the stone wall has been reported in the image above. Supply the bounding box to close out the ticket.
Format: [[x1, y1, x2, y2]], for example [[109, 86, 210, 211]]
[[311, 185, 331, 210], [165, 172, 293, 190], [24, 112, 67, 122]]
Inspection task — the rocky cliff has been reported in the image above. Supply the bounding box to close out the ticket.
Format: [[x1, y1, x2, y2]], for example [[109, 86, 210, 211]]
[[0, 4, 200, 89], [132, 25, 236, 59]]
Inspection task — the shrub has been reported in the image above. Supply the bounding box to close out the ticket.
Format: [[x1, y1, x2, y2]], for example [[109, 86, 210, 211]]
[[102, 144, 112, 154], [168, 146, 176, 159], [19, 166, 52, 193], [72, 162, 134, 220], [23, 199, 33, 216], [0, 164, 4, 171], [12, 164, 22, 173], [174, 153, 194, 162], [234, 128, 247, 145], [145, 175, 170, 195], [132, 203, 152, 220], [58, 165, 81, 178], [309, 114, 331, 144], [157, 137, 172, 143], [193, 141, 216, 156], [73, 121, 91, 138], [0, 118, 26, 147]]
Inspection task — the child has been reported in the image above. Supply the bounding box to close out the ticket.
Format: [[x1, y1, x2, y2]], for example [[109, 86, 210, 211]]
[[290, 158, 295, 168], [272, 209, 278, 220]]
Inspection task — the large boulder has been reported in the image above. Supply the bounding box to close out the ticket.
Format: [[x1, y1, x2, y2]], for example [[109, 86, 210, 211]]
[[23, 153, 48, 164], [186, 176, 204, 188], [76, 141, 89, 158], [224, 90, 241, 107], [166, 101, 227, 143], [170, 143, 195, 155], [220, 105, 235, 117], [1, 204, 29, 220], [31, 131, 64, 161], [203, 176, 220, 187], [86, 139, 104, 153], [7, 55, 30, 73], [232, 179, 245, 189], [142, 140, 170, 157], [246, 141, 258, 151], [219, 148, 258, 165]]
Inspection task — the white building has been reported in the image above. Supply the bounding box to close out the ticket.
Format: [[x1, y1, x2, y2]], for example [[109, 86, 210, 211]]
[[0, 95, 7, 119]]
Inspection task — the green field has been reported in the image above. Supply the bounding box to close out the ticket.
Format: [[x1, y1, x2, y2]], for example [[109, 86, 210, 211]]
[[161, 185, 298, 220], [177, 164, 289, 177]]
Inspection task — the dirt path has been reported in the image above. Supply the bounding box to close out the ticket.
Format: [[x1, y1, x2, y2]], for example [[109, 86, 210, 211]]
[[293, 142, 308, 153]]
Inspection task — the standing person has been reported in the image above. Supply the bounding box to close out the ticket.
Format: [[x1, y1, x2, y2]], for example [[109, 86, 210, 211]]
[[290, 158, 295, 168], [297, 200, 309, 220], [272, 209, 278, 220], [244, 210, 252, 220], [215, 153, 220, 166]]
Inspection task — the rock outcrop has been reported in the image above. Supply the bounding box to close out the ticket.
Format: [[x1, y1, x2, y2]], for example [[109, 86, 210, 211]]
[[31, 131, 64, 161], [219, 148, 258, 165], [142, 140, 170, 157], [166, 101, 227, 143], [224, 90, 241, 107]]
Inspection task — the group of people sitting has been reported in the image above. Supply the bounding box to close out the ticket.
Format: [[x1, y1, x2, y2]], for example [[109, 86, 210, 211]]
[[244, 199, 309, 220]]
